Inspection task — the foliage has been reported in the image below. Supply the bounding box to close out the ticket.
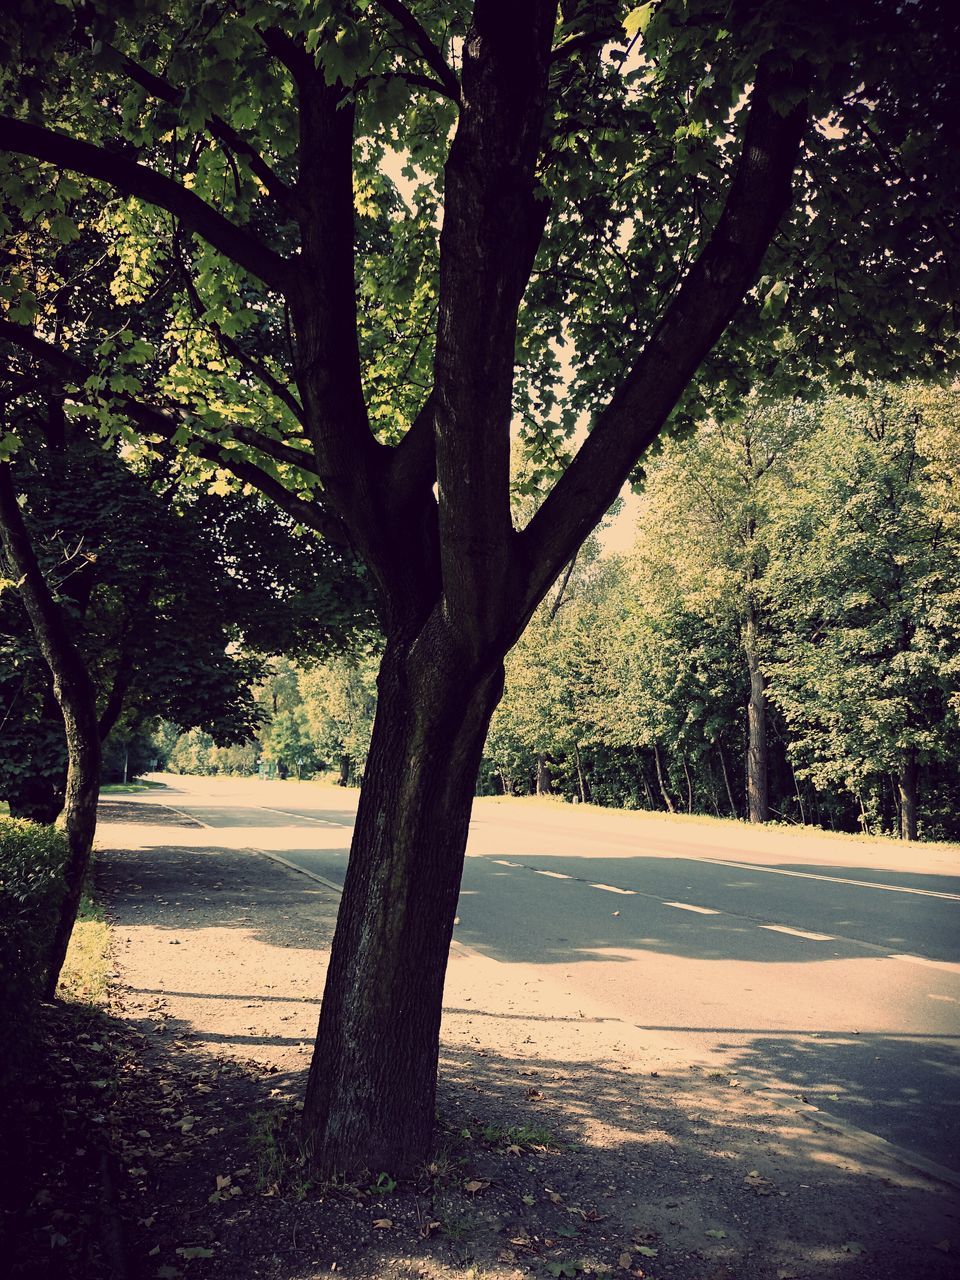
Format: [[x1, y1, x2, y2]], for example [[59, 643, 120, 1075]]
[[0, 417, 371, 818], [0, 815, 68, 1082], [483, 383, 960, 839], [764, 384, 960, 834]]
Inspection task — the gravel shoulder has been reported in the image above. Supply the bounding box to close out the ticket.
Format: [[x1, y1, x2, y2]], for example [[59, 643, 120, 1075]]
[[15, 796, 957, 1280]]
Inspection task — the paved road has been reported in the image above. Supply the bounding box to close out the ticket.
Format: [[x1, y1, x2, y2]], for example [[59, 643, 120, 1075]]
[[134, 776, 960, 1175]]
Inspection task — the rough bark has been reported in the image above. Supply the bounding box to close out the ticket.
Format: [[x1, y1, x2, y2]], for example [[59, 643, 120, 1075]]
[[744, 604, 769, 823], [536, 754, 553, 796], [301, 634, 504, 1175], [0, 463, 101, 997], [899, 752, 919, 841]]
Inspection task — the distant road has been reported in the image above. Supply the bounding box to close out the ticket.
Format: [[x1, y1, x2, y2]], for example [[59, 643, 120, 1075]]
[[133, 775, 960, 1175]]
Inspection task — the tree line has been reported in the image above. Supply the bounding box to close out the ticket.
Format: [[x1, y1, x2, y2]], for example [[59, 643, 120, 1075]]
[[176, 381, 959, 843]]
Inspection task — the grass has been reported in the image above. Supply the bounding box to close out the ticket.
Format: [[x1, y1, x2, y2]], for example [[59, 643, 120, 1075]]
[[57, 895, 112, 1005], [100, 779, 167, 794]]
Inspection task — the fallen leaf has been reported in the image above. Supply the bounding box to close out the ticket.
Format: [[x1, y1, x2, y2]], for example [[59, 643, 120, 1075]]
[[215, 1175, 231, 1191], [635, 1247, 658, 1258], [840, 1241, 865, 1256], [618, 1252, 632, 1269], [463, 1179, 490, 1193], [705, 1229, 727, 1239], [373, 1218, 393, 1229], [522, 1193, 535, 1205], [176, 1247, 214, 1259], [934, 1240, 952, 1253]]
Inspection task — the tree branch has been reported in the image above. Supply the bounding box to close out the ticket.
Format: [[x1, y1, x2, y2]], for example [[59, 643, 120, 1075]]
[[519, 55, 810, 619], [0, 320, 348, 547], [0, 117, 292, 293], [431, 0, 555, 649], [90, 39, 298, 212], [374, 0, 460, 103], [175, 246, 306, 423]]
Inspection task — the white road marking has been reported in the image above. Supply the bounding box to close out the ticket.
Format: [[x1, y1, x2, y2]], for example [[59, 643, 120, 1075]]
[[259, 805, 350, 827], [928, 993, 958, 1003], [889, 953, 960, 975], [492, 859, 521, 867], [760, 924, 834, 941], [664, 901, 720, 915], [694, 856, 960, 901], [534, 870, 573, 880], [590, 883, 636, 895]]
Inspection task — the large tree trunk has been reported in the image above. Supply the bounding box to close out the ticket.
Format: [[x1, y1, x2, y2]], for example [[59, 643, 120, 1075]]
[[898, 752, 919, 841], [0, 463, 101, 997], [743, 605, 769, 824], [301, 638, 504, 1175]]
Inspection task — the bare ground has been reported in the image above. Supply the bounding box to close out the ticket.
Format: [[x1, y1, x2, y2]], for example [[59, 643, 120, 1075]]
[[5, 797, 959, 1280]]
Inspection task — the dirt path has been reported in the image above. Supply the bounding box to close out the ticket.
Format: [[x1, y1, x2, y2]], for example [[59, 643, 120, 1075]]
[[50, 799, 960, 1279]]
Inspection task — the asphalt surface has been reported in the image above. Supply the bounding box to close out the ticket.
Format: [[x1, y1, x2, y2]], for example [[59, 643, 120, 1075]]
[[136, 777, 960, 1175]]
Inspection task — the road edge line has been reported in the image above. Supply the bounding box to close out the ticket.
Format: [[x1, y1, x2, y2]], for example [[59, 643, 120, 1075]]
[[240, 846, 345, 896], [740, 1083, 960, 1192]]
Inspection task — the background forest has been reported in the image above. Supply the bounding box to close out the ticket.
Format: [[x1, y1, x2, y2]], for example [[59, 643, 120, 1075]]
[[156, 379, 960, 843]]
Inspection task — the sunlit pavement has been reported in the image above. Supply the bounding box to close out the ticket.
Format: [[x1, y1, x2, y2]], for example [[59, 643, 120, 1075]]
[[118, 774, 960, 1175]]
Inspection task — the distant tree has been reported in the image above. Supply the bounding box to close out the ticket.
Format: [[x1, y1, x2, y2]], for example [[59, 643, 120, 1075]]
[[765, 386, 960, 839], [298, 653, 379, 785]]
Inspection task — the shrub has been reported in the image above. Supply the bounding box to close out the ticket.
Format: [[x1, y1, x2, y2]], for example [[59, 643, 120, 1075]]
[[0, 816, 68, 1084]]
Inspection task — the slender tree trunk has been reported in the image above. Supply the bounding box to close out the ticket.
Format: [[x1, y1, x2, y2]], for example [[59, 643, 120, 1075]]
[[717, 744, 737, 818], [682, 758, 694, 814], [0, 463, 101, 997], [572, 743, 588, 804], [535, 753, 552, 795], [898, 753, 919, 841], [791, 764, 806, 826], [743, 605, 769, 823], [301, 638, 504, 1175], [653, 742, 675, 813], [338, 753, 351, 786]]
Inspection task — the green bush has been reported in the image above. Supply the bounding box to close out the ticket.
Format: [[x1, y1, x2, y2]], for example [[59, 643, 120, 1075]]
[[0, 816, 68, 1083]]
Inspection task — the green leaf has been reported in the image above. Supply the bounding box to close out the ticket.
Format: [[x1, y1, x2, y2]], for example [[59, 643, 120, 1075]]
[[624, 3, 654, 40]]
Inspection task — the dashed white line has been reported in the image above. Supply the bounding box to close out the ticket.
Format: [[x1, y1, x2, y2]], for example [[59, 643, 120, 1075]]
[[534, 870, 573, 880], [492, 859, 521, 867], [663, 901, 720, 915], [760, 924, 834, 941], [590, 883, 636, 895]]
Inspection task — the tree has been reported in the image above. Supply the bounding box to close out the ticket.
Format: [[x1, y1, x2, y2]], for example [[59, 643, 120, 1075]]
[[628, 403, 807, 820], [1, 0, 957, 1173], [764, 385, 960, 839], [299, 652, 379, 784]]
